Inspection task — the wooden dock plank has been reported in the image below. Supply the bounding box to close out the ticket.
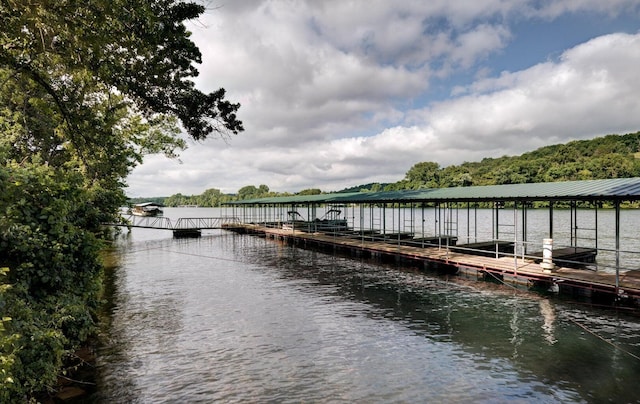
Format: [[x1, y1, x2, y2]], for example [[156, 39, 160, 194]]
[[244, 225, 640, 298]]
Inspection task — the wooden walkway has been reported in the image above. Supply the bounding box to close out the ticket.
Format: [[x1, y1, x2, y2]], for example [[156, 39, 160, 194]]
[[225, 224, 640, 302]]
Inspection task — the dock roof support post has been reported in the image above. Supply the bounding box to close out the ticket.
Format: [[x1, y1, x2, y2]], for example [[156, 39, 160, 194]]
[[522, 202, 528, 257], [494, 201, 500, 259], [493, 201, 499, 240], [615, 199, 621, 296], [397, 202, 401, 243], [410, 202, 415, 238], [570, 200, 576, 247], [595, 202, 599, 251], [262, 204, 266, 225], [449, 202, 457, 239], [514, 201, 518, 274], [435, 203, 439, 240], [382, 203, 387, 236], [466, 202, 470, 245], [549, 201, 554, 239], [474, 203, 478, 243], [369, 204, 374, 236], [311, 203, 315, 232], [421, 203, 426, 248]]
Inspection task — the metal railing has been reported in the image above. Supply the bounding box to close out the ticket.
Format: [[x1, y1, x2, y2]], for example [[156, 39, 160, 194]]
[[114, 215, 241, 230]]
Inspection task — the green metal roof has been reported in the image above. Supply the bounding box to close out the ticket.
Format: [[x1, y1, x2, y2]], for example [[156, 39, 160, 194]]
[[229, 192, 363, 205], [228, 177, 640, 205]]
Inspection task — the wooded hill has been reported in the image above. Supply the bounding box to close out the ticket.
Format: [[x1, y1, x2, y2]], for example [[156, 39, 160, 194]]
[[354, 131, 640, 192], [162, 131, 640, 205]]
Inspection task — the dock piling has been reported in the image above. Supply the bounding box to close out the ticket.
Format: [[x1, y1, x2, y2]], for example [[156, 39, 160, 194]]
[[541, 238, 555, 273]]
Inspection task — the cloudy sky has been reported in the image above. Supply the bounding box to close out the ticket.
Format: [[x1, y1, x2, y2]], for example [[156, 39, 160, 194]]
[[126, 0, 640, 197]]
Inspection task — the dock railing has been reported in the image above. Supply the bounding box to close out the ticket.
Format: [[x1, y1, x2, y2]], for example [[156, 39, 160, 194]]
[[235, 216, 640, 279], [116, 214, 241, 230]]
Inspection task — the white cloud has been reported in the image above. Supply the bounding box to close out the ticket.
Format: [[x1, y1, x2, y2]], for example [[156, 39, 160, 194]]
[[451, 24, 512, 68], [126, 2, 640, 196], [410, 32, 640, 160], [529, 0, 640, 19]]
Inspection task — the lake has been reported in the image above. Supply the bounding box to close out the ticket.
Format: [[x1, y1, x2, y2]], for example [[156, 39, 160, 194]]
[[92, 208, 640, 403]]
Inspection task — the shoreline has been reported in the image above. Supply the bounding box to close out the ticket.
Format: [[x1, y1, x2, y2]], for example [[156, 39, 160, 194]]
[[37, 341, 98, 403]]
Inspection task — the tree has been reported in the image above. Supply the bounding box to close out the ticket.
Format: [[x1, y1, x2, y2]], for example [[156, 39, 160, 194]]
[[404, 162, 441, 188], [297, 188, 322, 196], [0, 0, 243, 144], [0, 1, 244, 399], [238, 185, 270, 200], [197, 188, 228, 207]]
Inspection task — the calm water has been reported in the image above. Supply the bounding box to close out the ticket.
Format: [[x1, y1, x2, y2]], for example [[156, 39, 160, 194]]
[[94, 208, 640, 403]]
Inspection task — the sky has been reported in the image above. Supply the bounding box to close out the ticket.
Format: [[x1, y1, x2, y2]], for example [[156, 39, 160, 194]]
[[126, 0, 640, 197]]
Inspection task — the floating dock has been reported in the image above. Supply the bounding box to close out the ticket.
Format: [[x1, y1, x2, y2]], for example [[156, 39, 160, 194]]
[[224, 177, 640, 307], [225, 223, 640, 305]]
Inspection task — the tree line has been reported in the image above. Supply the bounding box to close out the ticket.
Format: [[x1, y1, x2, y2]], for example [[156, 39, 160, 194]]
[[161, 185, 323, 207]]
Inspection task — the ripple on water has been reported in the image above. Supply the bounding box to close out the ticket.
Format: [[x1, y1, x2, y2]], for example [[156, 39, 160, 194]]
[[95, 232, 640, 403]]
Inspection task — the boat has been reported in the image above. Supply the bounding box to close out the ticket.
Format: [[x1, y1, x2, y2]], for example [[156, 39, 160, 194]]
[[314, 209, 349, 232], [282, 211, 309, 231], [282, 209, 349, 233], [131, 202, 164, 217]]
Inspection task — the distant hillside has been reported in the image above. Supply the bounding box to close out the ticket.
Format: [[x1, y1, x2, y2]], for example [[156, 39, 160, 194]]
[[352, 131, 640, 192], [337, 183, 393, 193]]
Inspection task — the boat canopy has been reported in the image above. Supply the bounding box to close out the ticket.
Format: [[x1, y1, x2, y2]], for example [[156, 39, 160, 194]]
[[226, 177, 640, 205]]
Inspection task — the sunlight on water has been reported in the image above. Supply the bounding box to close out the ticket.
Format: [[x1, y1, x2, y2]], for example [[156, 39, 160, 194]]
[[94, 210, 640, 403]]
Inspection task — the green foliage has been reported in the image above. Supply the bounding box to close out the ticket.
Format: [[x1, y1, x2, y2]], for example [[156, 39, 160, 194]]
[[163, 193, 193, 207], [0, 161, 105, 400], [0, 0, 243, 399], [337, 182, 392, 193], [164, 185, 278, 207], [163, 184, 311, 207], [296, 188, 322, 196], [0, 0, 243, 143], [405, 162, 441, 188], [335, 132, 640, 194], [397, 131, 640, 190], [164, 188, 234, 207], [0, 267, 20, 401], [238, 184, 271, 200]]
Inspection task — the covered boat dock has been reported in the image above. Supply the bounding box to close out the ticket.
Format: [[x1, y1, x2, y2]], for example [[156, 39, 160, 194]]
[[224, 178, 640, 304]]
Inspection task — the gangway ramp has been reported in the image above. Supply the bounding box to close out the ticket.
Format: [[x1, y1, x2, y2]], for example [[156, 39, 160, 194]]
[[112, 215, 242, 237]]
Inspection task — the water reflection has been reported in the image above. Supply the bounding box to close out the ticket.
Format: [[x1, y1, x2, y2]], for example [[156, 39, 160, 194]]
[[539, 300, 557, 345], [96, 230, 640, 403]]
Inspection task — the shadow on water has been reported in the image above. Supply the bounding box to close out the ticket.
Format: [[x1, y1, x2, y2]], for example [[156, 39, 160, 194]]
[[95, 237, 187, 403]]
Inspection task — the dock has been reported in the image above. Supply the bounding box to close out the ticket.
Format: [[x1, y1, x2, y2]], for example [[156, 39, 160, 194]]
[[529, 247, 598, 268], [110, 178, 640, 306], [225, 224, 640, 304], [452, 241, 514, 257], [222, 177, 640, 306]]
